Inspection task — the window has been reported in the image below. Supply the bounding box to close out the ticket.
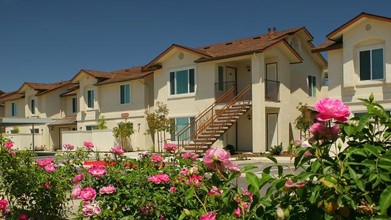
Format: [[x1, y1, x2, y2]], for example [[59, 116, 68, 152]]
[[308, 75, 316, 97], [85, 125, 98, 131], [120, 84, 131, 104], [30, 99, 36, 115], [72, 97, 77, 113], [170, 68, 195, 95], [11, 102, 16, 116], [218, 66, 224, 91], [170, 117, 195, 141], [359, 48, 384, 80], [30, 128, 39, 134], [87, 90, 94, 109]]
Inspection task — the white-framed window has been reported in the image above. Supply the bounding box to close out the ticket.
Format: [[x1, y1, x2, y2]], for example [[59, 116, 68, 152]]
[[170, 68, 195, 95], [87, 89, 94, 109], [359, 46, 384, 81], [30, 99, 36, 115], [85, 125, 98, 131], [308, 75, 316, 97], [11, 102, 16, 116], [170, 116, 195, 141], [72, 97, 77, 113], [120, 84, 131, 104]]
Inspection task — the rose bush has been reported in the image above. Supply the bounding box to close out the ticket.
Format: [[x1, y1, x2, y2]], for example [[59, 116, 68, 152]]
[[0, 96, 390, 219]]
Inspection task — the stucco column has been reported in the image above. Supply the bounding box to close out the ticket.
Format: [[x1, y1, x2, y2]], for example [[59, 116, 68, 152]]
[[251, 53, 266, 153]]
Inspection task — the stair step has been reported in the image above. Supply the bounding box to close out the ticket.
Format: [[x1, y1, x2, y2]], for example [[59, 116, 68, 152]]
[[198, 133, 221, 137]]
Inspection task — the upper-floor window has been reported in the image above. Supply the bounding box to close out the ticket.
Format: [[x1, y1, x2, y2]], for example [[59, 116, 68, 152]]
[[72, 97, 77, 113], [359, 47, 384, 81], [30, 99, 36, 115], [120, 84, 131, 104], [11, 102, 16, 116], [308, 75, 316, 97], [170, 68, 195, 95], [87, 89, 94, 109]]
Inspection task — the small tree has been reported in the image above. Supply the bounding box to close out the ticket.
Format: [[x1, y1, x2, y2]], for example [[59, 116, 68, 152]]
[[294, 102, 314, 139], [113, 121, 134, 152], [97, 115, 107, 130], [145, 102, 174, 152]]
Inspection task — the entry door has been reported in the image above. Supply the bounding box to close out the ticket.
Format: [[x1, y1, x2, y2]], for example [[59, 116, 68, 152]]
[[225, 67, 237, 94], [267, 113, 278, 150]]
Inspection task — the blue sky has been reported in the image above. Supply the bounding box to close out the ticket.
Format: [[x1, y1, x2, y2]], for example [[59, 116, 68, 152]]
[[1, 0, 390, 92]]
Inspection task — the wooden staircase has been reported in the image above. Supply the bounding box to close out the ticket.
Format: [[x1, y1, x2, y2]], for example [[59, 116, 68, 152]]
[[176, 85, 252, 153]]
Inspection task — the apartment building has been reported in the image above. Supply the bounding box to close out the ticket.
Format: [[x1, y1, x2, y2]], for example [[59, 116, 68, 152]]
[[0, 26, 327, 153], [313, 12, 391, 115]]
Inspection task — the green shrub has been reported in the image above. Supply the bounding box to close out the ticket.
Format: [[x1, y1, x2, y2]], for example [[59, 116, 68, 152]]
[[270, 143, 283, 155]]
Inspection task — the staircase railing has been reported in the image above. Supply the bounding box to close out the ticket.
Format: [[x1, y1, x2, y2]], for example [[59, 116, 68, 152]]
[[176, 86, 237, 149], [176, 84, 252, 151], [196, 84, 252, 138]]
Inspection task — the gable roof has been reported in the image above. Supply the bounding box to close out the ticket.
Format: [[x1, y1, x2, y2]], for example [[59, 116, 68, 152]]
[[143, 44, 212, 70], [144, 27, 321, 66], [196, 27, 305, 63], [70, 69, 113, 83], [0, 91, 25, 102], [95, 66, 154, 86], [313, 12, 391, 52], [60, 85, 79, 97], [18, 81, 74, 96]]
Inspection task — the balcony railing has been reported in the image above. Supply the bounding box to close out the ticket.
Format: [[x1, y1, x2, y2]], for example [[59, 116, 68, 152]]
[[265, 79, 280, 102], [214, 81, 237, 100]]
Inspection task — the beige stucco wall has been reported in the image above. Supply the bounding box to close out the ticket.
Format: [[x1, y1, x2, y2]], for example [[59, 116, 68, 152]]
[[328, 19, 391, 113]]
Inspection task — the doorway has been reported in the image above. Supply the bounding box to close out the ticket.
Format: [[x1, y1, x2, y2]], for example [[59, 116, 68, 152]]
[[267, 113, 278, 151]]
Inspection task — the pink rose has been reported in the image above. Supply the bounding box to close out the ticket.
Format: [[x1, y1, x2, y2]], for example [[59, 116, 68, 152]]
[[169, 187, 177, 193], [88, 165, 106, 178], [4, 141, 13, 149], [285, 178, 295, 188], [151, 154, 163, 163], [0, 199, 8, 211], [73, 173, 84, 183], [147, 174, 170, 184], [72, 184, 82, 199], [18, 213, 28, 220], [84, 141, 94, 149], [310, 123, 340, 140], [37, 158, 54, 167], [200, 212, 217, 220], [208, 186, 223, 196], [295, 181, 306, 188], [80, 187, 97, 201], [183, 152, 198, 161], [63, 143, 75, 150], [111, 146, 125, 156], [82, 201, 101, 217], [44, 164, 56, 172], [315, 98, 350, 123], [163, 143, 177, 152], [203, 148, 234, 171], [186, 174, 203, 188], [99, 185, 116, 195], [285, 178, 306, 189], [10, 151, 16, 156], [233, 206, 242, 218], [44, 182, 51, 189]]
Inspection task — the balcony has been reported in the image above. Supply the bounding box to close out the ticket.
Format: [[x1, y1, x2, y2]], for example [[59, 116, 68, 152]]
[[265, 79, 280, 102]]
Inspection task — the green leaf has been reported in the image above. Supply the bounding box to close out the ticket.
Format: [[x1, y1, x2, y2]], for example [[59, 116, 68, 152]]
[[379, 186, 391, 215], [348, 167, 365, 191], [364, 144, 379, 156], [343, 125, 356, 136], [266, 155, 277, 164], [241, 165, 258, 172], [246, 172, 261, 190]]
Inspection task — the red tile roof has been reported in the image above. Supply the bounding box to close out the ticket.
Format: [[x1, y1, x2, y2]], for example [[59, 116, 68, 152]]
[[313, 12, 391, 52], [145, 27, 308, 66], [95, 66, 153, 86], [60, 85, 79, 97], [0, 91, 25, 102], [18, 81, 75, 96]]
